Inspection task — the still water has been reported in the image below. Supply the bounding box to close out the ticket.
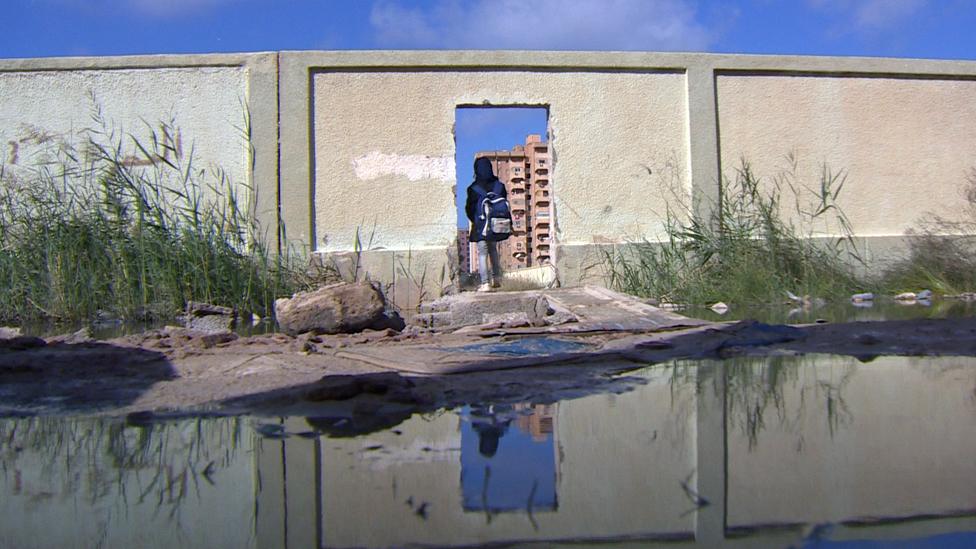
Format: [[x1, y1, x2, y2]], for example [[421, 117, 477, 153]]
[[2, 355, 975, 548]]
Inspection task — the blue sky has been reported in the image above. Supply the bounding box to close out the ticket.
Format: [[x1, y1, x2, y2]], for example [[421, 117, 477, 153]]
[[4, 0, 974, 60], [4, 0, 974, 227]]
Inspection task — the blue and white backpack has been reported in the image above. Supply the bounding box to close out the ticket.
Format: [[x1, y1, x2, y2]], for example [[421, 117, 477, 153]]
[[479, 181, 512, 241]]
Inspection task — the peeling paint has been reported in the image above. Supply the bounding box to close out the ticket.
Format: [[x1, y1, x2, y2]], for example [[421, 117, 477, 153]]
[[352, 152, 455, 182]]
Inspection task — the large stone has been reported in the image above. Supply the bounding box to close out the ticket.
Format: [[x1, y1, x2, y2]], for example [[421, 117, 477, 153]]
[[183, 301, 236, 333], [275, 282, 386, 335]]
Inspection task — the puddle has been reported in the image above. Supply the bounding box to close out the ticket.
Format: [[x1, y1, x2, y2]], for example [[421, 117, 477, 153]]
[[2, 354, 975, 547], [454, 337, 594, 356]]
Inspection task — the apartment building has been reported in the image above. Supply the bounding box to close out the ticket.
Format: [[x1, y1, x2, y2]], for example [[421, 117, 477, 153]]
[[467, 134, 552, 272]]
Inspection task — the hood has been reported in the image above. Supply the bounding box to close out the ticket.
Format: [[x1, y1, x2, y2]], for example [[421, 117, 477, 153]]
[[473, 157, 495, 181]]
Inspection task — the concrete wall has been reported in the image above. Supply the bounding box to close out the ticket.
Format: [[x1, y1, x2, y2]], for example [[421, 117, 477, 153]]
[[4, 50, 976, 304], [0, 53, 279, 238]]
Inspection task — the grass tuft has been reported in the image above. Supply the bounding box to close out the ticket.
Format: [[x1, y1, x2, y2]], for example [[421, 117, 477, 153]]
[[602, 156, 867, 305], [0, 116, 322, 324]]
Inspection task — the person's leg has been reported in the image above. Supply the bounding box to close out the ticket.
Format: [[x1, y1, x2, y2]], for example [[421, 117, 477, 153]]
[[477, 240, 490, 285], [487, 240, 502, 285]]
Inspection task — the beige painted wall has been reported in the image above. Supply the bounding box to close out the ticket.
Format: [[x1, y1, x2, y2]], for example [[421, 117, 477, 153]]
[[312, 69, 689, 253], [0, 53, 280, 239], [717, 74, 976, 238], [4, 51, 976, 296], [0, 67, 246, 188]]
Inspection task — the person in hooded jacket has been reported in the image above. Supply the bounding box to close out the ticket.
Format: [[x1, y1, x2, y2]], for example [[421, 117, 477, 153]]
[[465, 157, 507, 292]]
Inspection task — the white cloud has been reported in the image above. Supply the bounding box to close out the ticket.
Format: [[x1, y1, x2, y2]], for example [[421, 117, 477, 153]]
[[125, 0, 235, 18], [369, 0, 716, 51], [807, 0, 927, 31], [47, 0, 237, 19]]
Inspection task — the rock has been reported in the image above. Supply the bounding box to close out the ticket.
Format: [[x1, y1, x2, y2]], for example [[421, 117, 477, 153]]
[[189, 331, 239, 349], [850, 292, 874, 303], [183, 301, 235, 333], [855, 333, 881, 345], [0, 334, 46, 351], [893, 292, 916, 301], [46, 327, 94, 345], [0, 327, 23, 339], [275, 282, 386, 335], [916, 289, 933, 300], [710, 302, 729, 314]]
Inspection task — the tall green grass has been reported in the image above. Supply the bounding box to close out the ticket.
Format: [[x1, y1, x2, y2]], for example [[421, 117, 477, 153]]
[[603, 157, 867, 305], [0, 118, 315, 324]]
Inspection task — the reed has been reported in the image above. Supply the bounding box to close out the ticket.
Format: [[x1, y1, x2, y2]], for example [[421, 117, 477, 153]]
[[0, 117, 316, 323], [602, 156, 867, 306]]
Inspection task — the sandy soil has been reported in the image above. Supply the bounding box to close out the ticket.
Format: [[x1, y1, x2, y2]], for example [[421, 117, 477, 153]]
[[2, 316, 976, 425]]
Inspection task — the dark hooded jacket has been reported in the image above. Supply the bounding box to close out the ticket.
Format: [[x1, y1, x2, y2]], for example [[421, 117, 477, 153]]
[[465, 157, 508, 242]]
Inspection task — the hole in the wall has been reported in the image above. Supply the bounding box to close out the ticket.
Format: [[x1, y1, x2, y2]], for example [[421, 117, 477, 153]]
[[454, 106, 552, 281]]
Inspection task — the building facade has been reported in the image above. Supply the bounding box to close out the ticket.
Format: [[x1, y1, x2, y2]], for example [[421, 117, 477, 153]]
[[469, 134, 552, 273], [456, 228, 470, 273]]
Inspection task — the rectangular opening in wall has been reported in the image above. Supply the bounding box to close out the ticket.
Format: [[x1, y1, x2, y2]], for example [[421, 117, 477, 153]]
[[455, 106, 551, 287]]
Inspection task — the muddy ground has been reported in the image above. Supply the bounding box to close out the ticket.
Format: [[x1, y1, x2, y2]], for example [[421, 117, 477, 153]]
[[2, 314, 976, 429]]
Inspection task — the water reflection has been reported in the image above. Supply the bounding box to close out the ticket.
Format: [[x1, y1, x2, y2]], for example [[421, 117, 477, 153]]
[[0, 417, 253, 549], [1, 355, 975, 548], [682, 297, 976, 324], [461, 404, 558, 516]]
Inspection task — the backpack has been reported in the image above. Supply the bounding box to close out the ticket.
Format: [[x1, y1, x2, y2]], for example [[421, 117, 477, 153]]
[[479, 181, 512, 241]]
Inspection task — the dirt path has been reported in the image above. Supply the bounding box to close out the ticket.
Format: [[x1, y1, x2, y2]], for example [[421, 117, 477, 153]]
[[2, 314, 976, 422]]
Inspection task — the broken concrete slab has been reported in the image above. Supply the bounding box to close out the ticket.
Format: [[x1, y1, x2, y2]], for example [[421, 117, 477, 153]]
[[414, 286, 707, 333], [412, 285, 705, 333]]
